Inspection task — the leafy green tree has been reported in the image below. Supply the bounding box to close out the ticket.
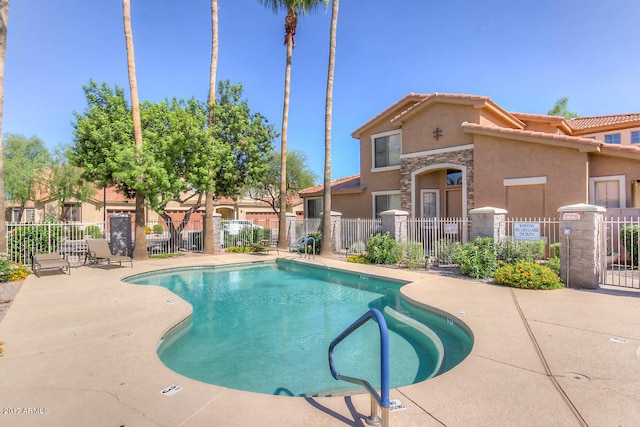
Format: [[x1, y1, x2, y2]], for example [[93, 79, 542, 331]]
[[44, 146, 96, 222], [257, 0, 328, 249], [3, 134, 52, 221], [71, 80, 276, 250], [249, 149, 316, 214], [548, 97, 579, 119]]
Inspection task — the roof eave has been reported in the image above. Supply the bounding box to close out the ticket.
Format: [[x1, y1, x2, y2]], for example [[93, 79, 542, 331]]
[[351, 93, 426, 139]]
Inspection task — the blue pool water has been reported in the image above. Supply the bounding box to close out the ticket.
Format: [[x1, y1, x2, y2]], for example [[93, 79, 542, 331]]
[[125, 260, 472, 396]]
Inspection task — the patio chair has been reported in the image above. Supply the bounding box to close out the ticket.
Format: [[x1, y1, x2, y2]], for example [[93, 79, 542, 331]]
[[86, 238, 133, 268], [32, 253, 71, 278]]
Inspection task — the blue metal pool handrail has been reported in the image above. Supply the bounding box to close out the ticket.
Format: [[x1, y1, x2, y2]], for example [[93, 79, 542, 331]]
[[289, 235, 316, 257], [328, 308, 390, 425], [289, 236, 306, 253]]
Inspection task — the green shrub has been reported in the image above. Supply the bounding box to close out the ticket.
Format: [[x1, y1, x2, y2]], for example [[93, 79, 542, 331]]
[[549, 242, 561, 259], [620, 225, 639, 267], [152, 224, 165, 234], [84, 225, 103, 239], [494, 259, 563, 290], [9, 225, 64, 265], [365, 233, 402, 265], [347, 254, 368, 264], [498, 239, 545, 263], [452, 237, 498, 279], [546, 257, 560, 276], [303, 232, 322, 255], [433, 239, 461, 265], [402, 241, 425, 269], [0, 253, 30, 282]]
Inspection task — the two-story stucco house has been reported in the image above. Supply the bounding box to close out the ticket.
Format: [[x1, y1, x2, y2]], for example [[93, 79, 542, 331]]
[[300, 93, 640, 219]]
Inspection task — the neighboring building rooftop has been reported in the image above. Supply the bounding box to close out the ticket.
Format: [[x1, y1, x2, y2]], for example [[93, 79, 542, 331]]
[[298, 175, 363, 196], [569, 113, 640, 132]]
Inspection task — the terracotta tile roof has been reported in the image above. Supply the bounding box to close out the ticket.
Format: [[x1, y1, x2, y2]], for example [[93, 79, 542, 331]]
[[391, 93, 492, 124], [462, 122, 604, 150], [353, 92, 525, 137], [351, 93, 427, 138], [569, 113, 640, 131], [391, 92, 489, 122], [463, 122, 640, 158], [510, 112, 569, 124], [298, 175, 362, 196]]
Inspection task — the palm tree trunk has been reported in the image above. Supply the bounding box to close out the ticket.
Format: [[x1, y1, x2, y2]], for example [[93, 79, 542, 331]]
[[320, 0, 338, 257], [122, 0, 148, 260], [203, 0, 219, 254], [277, 12, 294, 250], [0, 0, 9, 252]]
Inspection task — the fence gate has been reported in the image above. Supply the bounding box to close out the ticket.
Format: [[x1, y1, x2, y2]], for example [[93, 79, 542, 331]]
[[601, 217, 640, 289]]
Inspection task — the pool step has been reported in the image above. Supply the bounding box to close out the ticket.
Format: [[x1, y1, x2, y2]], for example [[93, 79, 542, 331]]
[[383, 306, 445, 379]]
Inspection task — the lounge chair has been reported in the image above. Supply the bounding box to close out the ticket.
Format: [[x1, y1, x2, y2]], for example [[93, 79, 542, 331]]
[[33, 253, 70, 278], [86, 238, 133, 267], [251, 239, 279, 255]]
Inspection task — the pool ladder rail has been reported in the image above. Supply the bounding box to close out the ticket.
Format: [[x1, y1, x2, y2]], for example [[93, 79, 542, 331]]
[[328, 308, 390, 427], [289, 235, 316, 258]]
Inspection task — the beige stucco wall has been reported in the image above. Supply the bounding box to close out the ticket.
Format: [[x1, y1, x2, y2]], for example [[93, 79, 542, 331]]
[[330, 193, 371, 218], [358, 119, 403, 218], [474, 135, 589, 218], [588, 154, 640, 207], [400, 104, 477, 154]]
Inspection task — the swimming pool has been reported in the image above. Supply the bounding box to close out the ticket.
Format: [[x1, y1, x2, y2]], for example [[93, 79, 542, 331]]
[[125, 260, 473, 396]]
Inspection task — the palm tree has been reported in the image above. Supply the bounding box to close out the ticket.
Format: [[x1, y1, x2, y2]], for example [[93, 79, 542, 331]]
[[121, 0, 148, 260], [0, 0, 8, 252], [258, 0, 327, 250], [203, 0, 219, 254], [320, 0, 338, 257]]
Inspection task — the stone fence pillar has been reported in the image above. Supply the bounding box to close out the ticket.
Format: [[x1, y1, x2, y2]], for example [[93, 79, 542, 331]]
[[469, 206, 507, 243], [212, 213, 223, 254], [285, 212, 297, 247], [380, 209, 409, 246], [557, 203, 605, 289], [330, 211, 342, 252]]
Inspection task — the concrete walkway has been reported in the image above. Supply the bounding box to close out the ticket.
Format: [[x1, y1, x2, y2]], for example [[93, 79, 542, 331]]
[[0, 254, 638, 426]]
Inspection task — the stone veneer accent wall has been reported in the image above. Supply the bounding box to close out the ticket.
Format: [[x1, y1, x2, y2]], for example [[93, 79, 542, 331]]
[[400, 148, 474, 215]]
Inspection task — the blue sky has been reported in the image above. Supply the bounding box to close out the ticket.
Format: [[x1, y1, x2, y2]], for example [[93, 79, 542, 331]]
[[5, 0, 640, 184]]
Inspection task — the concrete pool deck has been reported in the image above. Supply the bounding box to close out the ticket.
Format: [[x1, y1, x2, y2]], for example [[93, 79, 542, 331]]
[[0, 253, 638, 426]]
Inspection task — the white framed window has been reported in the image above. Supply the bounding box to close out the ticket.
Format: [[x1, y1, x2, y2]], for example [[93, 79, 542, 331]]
[[11, 208, 34, 223], [631, 131, 640, 144], [589, 175, 626, 208], [372, 191, 401, 218], [604, 133, 621, 144], [371, 130, 401, 171], [305, 197, 323, 219], [420, 190, 439, 218]]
